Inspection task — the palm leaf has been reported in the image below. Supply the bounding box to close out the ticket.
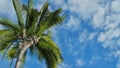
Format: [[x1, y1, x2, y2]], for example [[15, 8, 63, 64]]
[[0, 18, 20, 32], [12, 0, 24, 30], [35, 34, 63, 68], [7, 45, 19, 59], [36, 7, 64, 36], [25, 0, 33, 30], [41, 34, 60, 49], [0, 36, 17, 60], [26, 2, 49, 35], [36, 2, 49, 30], [28, 0, 33, 13], [48, 8, 65, 27], [0, 30, 11, 36], [0, 30, 17, 54], [27, 9, 39, 35], [7, 45, 19, 67]]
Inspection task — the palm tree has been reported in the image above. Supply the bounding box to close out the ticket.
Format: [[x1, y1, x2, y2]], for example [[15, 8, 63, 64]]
[[0, 0, 64, 68]]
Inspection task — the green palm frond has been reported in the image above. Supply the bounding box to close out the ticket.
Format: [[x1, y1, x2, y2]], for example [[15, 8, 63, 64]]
[[12, 0, 24, 30], [0, 30, 17, 52], [7, 45, 26, 67], [36, 2, 49, 32], [7, 45, 19, 67], [0, 38, 17, 58], [26, 0, 34, 30], [22, 4, 28, 11], [27, 9, 39, 35], [0, 36, 17, 61], [0, 30, 12, 51], [0, 30, 10, 36], [7, 45, 19, 59], [0, 32, 16, 44], [35, 34, 63, 68], [37, 41, 63, 68], [38, 2, 49, 23], [41, 34, 60, 49], [0, 18, 20, 32], [28, 0, 33, 12], [26, 2, 49, 35], [48, 8, 65, 27], [36, 6, 64, 36]]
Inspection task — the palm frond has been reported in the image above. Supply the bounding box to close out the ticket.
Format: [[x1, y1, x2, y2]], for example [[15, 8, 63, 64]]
[[36, 34, 63, 68], [12, 0, 24, 30], [0, 18, 20, 32], [28, 0, 33, 12], [36, 6, 64, 36], [38, 2, 49, 23], [7, 45, 19, 67], [22, 4, 28, 11], [48, 8, 65, 27], [36, 2, 49, 30], [7, 45, 18, 59], [27, 9, 39, 35], [41, 34, 60, 49], [25, 0, 33, 29], [0, 30, 10, 36], [0, 30, 17, 52], [7, 44, 27, 67], [0, 36, 17, 60]]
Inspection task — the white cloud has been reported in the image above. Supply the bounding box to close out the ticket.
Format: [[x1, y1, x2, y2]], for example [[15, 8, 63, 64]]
[[50, 27, 61, 45], [104, 51, 115, 61], [117, 60, 120, 68], [92, 7, 106, 28], [78, 30, 97, 42], [0, 0, 16, 21], [49, 0, 64, 6], [114, 51, 120, 68], [94, 1, 120, 67], [60, 0, 120, 67], [65, 15, 80, 31], [0, 0, 9, 15], [62, 0, 99, 19], [98, 32, 106, 42], [117, 39, 120, 46], [89, 55, 100, 65], [88, 32, 97, 40], [78, 29, 88, 42], [115, 50, 120, 58], [111, 0, 120, 13], [76, 59, 85, 66]]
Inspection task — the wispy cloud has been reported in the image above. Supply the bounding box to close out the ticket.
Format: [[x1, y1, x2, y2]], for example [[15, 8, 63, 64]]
[[0, 0, 16, 21], [89, 55, 101, 65], [65, 15, 81, 31], [75, 59, 85, 67], [111, 0, 120, 13]]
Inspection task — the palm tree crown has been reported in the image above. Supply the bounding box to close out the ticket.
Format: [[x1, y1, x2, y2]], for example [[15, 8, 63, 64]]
[[0, 0, 64, 68]]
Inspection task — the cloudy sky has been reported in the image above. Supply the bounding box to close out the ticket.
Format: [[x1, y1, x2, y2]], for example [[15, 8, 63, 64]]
[[0, 0, 120, 68]]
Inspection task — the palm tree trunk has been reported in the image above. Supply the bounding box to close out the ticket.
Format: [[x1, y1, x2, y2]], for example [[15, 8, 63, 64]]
[[15, 42, 33, 68]]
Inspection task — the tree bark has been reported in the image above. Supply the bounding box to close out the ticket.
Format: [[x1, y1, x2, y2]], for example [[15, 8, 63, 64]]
[[15, 41, 33, 68]]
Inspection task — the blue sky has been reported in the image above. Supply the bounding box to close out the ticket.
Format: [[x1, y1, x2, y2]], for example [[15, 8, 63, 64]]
[[0, 0, 120, 68]]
